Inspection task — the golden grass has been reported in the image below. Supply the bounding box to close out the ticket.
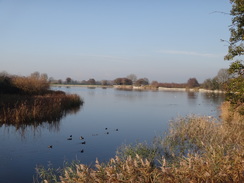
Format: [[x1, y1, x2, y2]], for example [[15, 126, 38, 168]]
[[0, 73, 84, 124], [220, 101, 244, 123], [12, 75, 49, 95], [0, 92, 83, 124], [162, 116, 244, 182]]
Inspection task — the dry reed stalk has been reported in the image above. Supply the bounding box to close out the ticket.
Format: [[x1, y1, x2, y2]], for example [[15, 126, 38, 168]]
[[221, 101, 244, 124], [0, 93, 82, 124], [39, 110, 244, 183]]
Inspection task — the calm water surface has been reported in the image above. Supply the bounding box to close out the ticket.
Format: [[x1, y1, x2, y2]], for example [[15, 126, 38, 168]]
[[0, 87, 225, 183]]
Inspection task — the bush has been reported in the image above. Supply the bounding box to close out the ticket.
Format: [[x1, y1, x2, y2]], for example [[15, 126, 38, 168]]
[[0, 72, 50, 95], [12, 75, 49, 95], [0, 73, 20, 94]]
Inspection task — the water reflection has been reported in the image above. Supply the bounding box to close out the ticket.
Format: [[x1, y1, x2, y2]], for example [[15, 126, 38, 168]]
[[187, 92, 197, 99], [0, 105, 82, 137], [202, 92, 226, 104], [0, 87, 225, 183], [114, 89, 147, 101]]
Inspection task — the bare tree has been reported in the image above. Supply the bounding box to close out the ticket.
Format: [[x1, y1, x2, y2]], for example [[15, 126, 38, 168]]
[[216, 68, 230, 84], [101, 80, 108, 85], [31, 71, 40, 79], [127, 74, 137, 84], [135, 78, 149, 86], [114, 78, 132, 85], [66, 77, 72, 84], [87, 78, 96, 85]]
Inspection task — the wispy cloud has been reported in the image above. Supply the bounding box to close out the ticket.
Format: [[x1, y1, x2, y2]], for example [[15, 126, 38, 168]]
[[158, 50, 223, 58]]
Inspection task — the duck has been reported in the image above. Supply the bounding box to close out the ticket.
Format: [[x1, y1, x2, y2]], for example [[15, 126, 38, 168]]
[[80, 136, 84, 140], [105, 128, 108, 130], [115, 129, 118, 131], [81, 141, 86, 144], [80, 149, 84, 153], [48, 145, 53, 148], [67, 137, 72, 140]]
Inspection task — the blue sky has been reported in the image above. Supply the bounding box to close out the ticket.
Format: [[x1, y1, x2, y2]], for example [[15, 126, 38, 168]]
[[0, 0, 232, 83]]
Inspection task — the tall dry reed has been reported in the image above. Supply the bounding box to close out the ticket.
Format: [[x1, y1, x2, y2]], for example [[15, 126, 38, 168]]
[[36, 113, 244, 183], [220, 101, 244, 123], [0, 93, 83, 124], [12, 75, 49, 95]]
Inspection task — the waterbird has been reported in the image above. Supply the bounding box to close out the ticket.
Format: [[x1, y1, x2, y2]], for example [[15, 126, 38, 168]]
[[80, 136, 84, 140], [48, 145, 53, 148], [81, 141, 86, 144], [67, 137, 72, 140], [105, 128, 108, 130], [70, 135, 72, 137], [106, 132, 109, 135], [115, 129, 118, 131], [80, 149, 84, 153]]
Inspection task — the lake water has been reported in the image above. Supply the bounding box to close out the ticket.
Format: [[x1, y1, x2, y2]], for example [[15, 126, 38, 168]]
[[0, 86, 225, 183]]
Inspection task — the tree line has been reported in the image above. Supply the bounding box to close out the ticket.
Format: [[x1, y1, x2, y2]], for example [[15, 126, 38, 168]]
[[1, 67, 234, 93], [48, 70, 233, 90]]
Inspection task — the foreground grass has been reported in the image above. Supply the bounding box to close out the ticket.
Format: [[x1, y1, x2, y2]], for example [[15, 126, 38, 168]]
[[36, 103, 244, 183]]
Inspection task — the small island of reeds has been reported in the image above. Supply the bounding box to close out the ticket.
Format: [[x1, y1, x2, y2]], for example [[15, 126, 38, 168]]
[[0, 72, 83, 124]]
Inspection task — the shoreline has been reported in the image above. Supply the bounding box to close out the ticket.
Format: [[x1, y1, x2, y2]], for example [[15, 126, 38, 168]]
[[52, 84, 225, 93]]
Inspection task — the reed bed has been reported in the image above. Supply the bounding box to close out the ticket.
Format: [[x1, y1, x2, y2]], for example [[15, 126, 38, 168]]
[[36, 112, 244, 183], [0, 92, 83, 124], [0, 73, 84, 124], [220, 101, 244, 124]]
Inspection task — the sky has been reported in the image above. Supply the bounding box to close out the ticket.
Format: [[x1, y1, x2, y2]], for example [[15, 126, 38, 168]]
[[0, 0, 233, 83]]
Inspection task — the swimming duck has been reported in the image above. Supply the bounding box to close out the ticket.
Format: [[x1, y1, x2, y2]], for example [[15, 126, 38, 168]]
[[67, 137, 72, 140], [80, 136, 84, 140], [48, 145, 53, 148], [81, 141, 86, 144]]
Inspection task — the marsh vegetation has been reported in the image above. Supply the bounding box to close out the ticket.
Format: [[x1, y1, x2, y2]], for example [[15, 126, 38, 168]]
[[36, 109, 243, 183], [0, 72, 83, 124]]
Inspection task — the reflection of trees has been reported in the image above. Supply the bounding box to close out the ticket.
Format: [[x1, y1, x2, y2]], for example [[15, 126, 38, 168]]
[[187, 92, 197, 99], [186, 92, 225, 106], [201, 93, 225, 104], [187, 92, 198, 106], [115, 88, 133, 92], [114, 89, 146, 101]]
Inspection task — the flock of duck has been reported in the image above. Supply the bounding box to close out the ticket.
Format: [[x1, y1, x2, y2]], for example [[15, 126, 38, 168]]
[[48, 128, 119, 153]]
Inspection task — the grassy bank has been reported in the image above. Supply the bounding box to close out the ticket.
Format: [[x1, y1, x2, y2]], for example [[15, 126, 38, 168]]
[[0, 73, 83, 124], [36, 102, 244, 183], [0, 92, 83, 124]]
